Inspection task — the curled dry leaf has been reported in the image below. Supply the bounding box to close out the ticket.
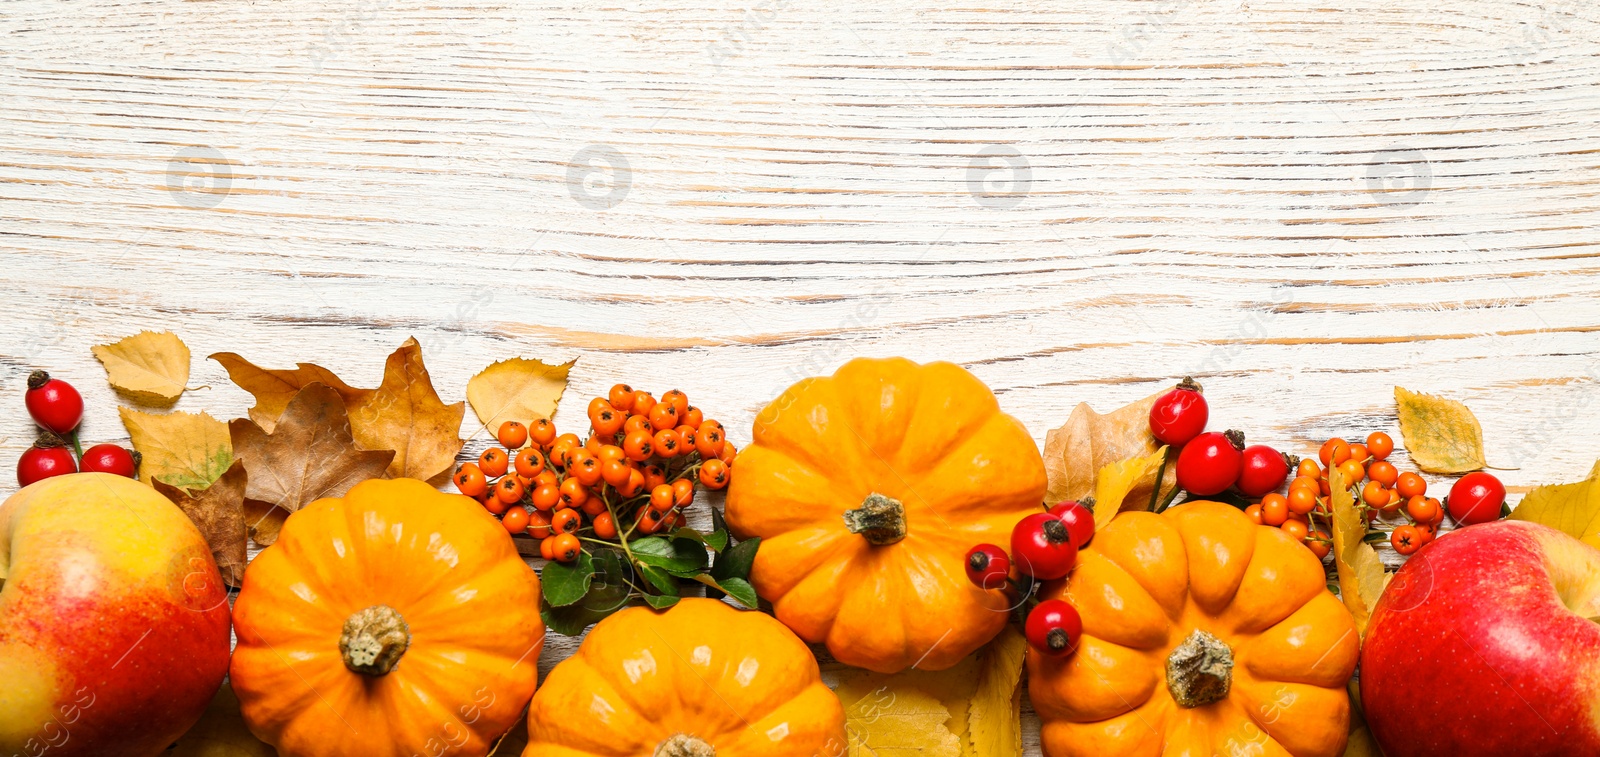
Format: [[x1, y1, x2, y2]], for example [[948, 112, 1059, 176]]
[[229, 383, 394, 546], [349, 337, 465, 482], [92, 330, 191, 405], [119, 407, 233, 489], [466, 357, 574, 432], [1092, 446, 1170, 533], [1508, 460, 1600, 549], [210, 352, 373, 432], [153, 459, 248, 589], [1041, 388, 1177, 508], [1393, 386, 1486, 473], [1328, 465, 1389, 638]]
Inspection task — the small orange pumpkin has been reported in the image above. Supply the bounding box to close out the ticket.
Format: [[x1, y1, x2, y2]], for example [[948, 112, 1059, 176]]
[[524, 598, 846, 757], [726, 357, 1047, 673], [231, 478, 544, 757], [1028, 501, 1359, 757]]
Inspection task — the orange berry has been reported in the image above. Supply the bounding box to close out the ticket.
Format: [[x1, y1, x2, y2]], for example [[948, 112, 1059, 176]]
[[526, 510, 552, 539], [1262, 492, 1293, 517], [495, 476, 526, 505], [623, 430, 654, 462], [529, 418, 557, 447], [534, 469, 559, 488], [1368, 460, 1398, 486], [559, 478, 589, 509], [1391, 525, 1421, 555], [601, 459, 632, 489], [695, 426, 725, 458], [551, 508, 582, 535], [1405, 494, 1439, 524], [501, 506, 530, 534], [587, 397, 614, 421], [1381, 488, 1403, 514], [1261, 496, 1289, 526], [453, 464, 487, 498], [1286, 487, 1317, 515], [1244, 504, 1264, 525], [699, 458, 729, 489], [497, 421, 528, 450], [1296, 458, 1322, 479], [1425, 497, 1444, 524], [1348, 443, 1369, 463], [482, 494, 508, 516], [597, 445, 626, 464], [571, 449, 603, 487], [513, 448, 546, 479], [1281, 519, 1308, 542], [479, 448, 509, 478], [581, 495, 608, 517], [718, 441, 737, 466], [608, 384, 635, 412], [652, 429, 683, 458], [642, 464, 668, 491], [539, 536, 556, 561], [681, 405, 704, 428], [1289, 476, 1320, 494], [1361, 480, 1390, 508], [1320, 438, 1350, 467], [672, 478, 695, 507], [1336, 459, 1365, 485], [1414, 522, 1436, 544], [635, 508, 666, 535], [660, 389, 689, 416], [532, 484, 561, 511], [676, 425, 698, 451], [551, 533, 581, 563], [650, 484, 675, 512], [1396, 472, 1426, 499], [619, 468, 646, 498], [1308, 531, 1331, 559], [1365, 432, 1394, 461], [591, 406, 626, 437], [623, 414, 652, 435], [630, 391, 657, 416], [593, 511, 617, 539]]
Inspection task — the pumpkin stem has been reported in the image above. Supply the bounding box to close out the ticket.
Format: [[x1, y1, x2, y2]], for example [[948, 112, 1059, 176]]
[[842, 492, 907, 546], [655, 734, 716, 757], [339, 605, 412, 676], [1166, 628, 1233, 708]]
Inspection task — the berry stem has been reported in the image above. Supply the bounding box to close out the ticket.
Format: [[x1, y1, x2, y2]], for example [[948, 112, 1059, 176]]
[[67, 429, 84, 462], [1146, 446, 1174, 513]]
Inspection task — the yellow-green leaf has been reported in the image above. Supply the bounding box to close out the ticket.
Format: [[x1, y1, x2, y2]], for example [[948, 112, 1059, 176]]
[[845, 687, 962, 757], [1092, 446, 1169, 533], [1509, 460, 1600, 550], [1328, 465, 1388, 638], [120, 407, 233, 489], [466, 357, 574, 433], [967, 626, 1027, 757], [92, 331, 191, 405], [1394, 386, 1486, 473]]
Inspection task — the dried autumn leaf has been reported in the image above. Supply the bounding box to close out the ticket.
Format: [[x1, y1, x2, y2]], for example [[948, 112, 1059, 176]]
[[120, 407, 233, 489], [1394, 386, 1486, 473], [211, 352, 373, 431], [1509, 460, 1600, 549], [92, 330, 191, 405], [1329, 465, 1389, 638], [230, 383, 395, 522], [1092, 446, 1170, 533], [466, 357, 574, 432], [349, 337, 465, 482], [169, 682, 276, 757], [1042, 388, 1177, 507], [244, 499, 289, 548], [153, 459, 248, 589], [967, 626, 1027, 757], [846, 687, 963, 757]]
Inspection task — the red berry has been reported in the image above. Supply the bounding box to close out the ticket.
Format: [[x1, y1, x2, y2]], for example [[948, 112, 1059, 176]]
[[1010, 512, 1078, 580], [1235, 445, 1290, 497], [25, 371, 84, 434], [1175, 430, 1244, 496], [1046, 500, 1095, 549], [1448, 471, 1506, 526], [1148, 378, 1208, 447], [1025, 599, 1083, 656], [80, 444, 138, 478], [964, 544, 1010, 590], [17, 437, 77, 487]]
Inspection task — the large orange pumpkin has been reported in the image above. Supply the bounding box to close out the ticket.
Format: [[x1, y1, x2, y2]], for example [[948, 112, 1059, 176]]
[[725, 357, 1047, 673], [524, 598, 846, 757], [1028, 501, 1359, 757], [231, 478, 544, 757]]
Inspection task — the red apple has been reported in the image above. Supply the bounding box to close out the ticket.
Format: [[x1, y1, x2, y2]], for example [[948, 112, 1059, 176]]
[[0, 473, 232, 757], [1362, 520, 1600, 757]]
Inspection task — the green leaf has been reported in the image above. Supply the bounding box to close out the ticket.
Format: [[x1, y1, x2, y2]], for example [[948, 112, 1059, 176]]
[[694, 574, 759, 609], [637, 563, 680, 596], [707, 508, 731, 552], [641, 593, 680, 610], [541, 551, 630, 636], [711, 536, 760, 581], [668, 527, 726, 553], [630, 536, 709, 576], [541, 552, 595, 608]]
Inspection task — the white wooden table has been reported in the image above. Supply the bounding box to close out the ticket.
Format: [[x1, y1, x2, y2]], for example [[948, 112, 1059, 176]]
[[3, 1, 1599, 753]]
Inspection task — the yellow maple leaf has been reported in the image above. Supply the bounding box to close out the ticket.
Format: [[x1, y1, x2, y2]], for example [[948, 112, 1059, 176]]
[[846, 687, 963, 757], [465, 357, 575, 432], [1394, 386, 1486, 473], [348, 338, 465, 483], [120, 407, 233, 489], [967, 626, 1027, 757], [1092, 446, 1170, 533], [1328, 465, 1388, 637], [92, 331, 191, 405], [1509, 460, 1600, 550]]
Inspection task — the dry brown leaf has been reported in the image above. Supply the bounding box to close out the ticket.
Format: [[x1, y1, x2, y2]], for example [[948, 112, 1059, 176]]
[[230, 383, 395, 523], [1042, 388, 1177, 507], [466, 357, 574, 432], [349, 338, 465, 482], [92, 331, 191, 405], [1509, 460, 1600, 550], [967, 626, 1027, 757], [120, 407, 234, 489], [169, 682, 277, 757], [1329, 465, 1387, 638], [211, 351, 373, 432], [1092, 446, 1170, 533], [153, 459, 248, 588], [1394, 386, 1486, 473], [243, 500, 290, 548]]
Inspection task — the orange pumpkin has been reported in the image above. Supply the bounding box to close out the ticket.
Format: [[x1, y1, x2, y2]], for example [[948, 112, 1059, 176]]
[[1029, 501, 1359, 757], [725, 357, 1047, 673], [231, 478, 544, 757], [524, 598, 845, 757]]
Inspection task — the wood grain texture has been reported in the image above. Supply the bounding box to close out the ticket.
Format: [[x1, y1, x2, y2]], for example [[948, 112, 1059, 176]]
[[3, 0, 1599, 752]]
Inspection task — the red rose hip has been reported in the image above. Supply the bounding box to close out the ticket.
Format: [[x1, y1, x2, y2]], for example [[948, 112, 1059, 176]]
[[1011, 512, 1078, 580], [1148, 377, 1208, 446]]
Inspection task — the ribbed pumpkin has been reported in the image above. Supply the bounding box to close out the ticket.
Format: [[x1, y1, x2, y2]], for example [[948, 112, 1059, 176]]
[[725, 357, 1047, 673], [524, 598, 845, 757], [1028, 501, 1359, 757], [231, 478, 544, 757]]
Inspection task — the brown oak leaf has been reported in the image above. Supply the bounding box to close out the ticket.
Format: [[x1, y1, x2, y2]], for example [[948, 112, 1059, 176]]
[[153, 459, 249, 588], [230, 383, 394, 545], [1041, 387, 1178, 510], [349, 337, 465, 482], [211, 352, 373, 432]]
